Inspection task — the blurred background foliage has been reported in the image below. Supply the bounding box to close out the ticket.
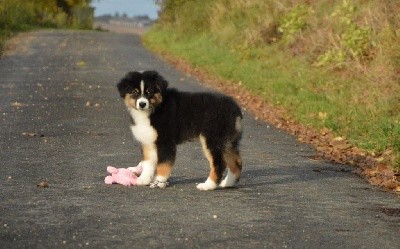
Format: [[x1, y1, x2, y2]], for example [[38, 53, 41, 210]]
[[0, 0, 93, 52], [148, 0, 400, 170]]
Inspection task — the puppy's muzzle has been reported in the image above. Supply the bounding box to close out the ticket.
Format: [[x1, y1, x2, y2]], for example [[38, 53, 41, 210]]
[[136, 97, 149, 110], [139, 101, 147, 109]]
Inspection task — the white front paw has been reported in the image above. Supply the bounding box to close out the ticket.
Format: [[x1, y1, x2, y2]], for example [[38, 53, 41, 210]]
[[135, 160, 155, 186], [136, 175, 153, 186], [150, 180, 168, 189], [196, 179, 218, 191], [127, 161, 145, 174]]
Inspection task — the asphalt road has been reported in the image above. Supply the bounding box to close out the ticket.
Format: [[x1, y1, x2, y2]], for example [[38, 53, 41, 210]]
[[0, 30, 399, 248]]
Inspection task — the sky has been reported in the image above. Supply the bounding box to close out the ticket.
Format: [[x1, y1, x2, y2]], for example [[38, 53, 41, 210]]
[[91, 0, 159, 19]]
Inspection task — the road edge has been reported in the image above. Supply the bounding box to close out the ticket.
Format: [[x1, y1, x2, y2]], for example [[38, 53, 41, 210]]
[[141, 39, 400, 194]]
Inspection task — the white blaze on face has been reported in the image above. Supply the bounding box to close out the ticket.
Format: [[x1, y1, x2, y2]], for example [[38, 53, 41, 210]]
[[136, 80, 149, 110], [140, 80, 144, 94]]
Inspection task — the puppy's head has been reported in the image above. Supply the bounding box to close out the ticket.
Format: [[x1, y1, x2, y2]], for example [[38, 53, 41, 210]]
[[117, 71, 168, 111]]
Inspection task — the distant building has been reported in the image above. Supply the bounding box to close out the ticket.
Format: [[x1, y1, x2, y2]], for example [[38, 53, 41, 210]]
[[95, 14, 155, 28]]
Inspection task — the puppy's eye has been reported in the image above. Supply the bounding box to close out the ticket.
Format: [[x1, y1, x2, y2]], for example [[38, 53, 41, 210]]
[[145, 89, 154, 96], [132, 89, 140, 97]]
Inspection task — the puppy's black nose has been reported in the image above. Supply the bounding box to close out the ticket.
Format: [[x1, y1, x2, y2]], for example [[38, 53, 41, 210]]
[[139, 102, 147, 108]]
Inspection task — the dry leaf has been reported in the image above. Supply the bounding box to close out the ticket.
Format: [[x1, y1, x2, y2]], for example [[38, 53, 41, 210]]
[[377, 164, 388, 171], [320, 127, 331, 136], [11, 102, 27, 108], [76, 61, 86, 67], [334, 136, 345, 141], [22, 132, 44, 137], [382, 181, 398, 190], [318, 112, 328, 120], [37, 181, 49, 188]]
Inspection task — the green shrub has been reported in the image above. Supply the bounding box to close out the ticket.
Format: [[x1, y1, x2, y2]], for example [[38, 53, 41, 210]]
[[316, 0, 374, 67], [277, 4, 310, 44], [0, 0, 36, 31], [315, 48, 347, 68], [342, 24, 372, 58]]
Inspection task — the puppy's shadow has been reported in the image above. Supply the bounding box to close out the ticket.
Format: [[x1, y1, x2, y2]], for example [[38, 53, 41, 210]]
[[170, 176, 205, 185]]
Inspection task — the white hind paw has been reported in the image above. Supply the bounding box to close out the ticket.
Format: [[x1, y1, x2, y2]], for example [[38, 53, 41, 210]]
[[219, 179, 229, 188], [219, 170, 237, 188], [196, 178, 218, 191]]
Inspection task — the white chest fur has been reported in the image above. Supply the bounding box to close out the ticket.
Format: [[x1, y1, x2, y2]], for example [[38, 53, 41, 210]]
[[129, 108, 157, 144]]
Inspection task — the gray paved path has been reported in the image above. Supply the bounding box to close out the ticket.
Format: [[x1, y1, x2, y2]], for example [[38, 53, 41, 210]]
[[0, 30, 399, 248]]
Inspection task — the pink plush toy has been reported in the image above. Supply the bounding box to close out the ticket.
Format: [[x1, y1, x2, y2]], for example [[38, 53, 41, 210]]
[[104, 165, 143, 186]]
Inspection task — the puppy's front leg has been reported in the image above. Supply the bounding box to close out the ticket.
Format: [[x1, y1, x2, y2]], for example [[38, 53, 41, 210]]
[[150, 161, 174, 188], [136, 161, 156, 185], [136, 144, 157, 186], [127, 161, 143, 172]]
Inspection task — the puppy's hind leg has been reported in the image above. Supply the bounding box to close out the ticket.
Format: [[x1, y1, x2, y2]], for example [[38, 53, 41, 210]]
[[221, 116, 243, 188], [220, 146, 242, 188], [197, 135, 226, 191]]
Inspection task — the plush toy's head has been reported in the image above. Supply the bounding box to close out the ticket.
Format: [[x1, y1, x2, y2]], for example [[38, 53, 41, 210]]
[[104, 165, 142, 186]]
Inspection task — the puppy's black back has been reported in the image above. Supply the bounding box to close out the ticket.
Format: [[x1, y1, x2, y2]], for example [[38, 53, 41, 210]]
[[150, 88, 242, 145]]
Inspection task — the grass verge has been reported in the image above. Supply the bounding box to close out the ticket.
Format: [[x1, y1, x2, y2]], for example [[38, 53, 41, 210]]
[[143, 25, 400, 174]]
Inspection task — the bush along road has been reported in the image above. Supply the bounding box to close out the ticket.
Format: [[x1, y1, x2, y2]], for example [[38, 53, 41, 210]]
[[0, 30, 399, 248]]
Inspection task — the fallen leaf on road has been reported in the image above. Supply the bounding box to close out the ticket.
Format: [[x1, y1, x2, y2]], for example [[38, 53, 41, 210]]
[[11, 101, 27, 108], [22, 132, 44, 137], [85, 101, 100, 107], [76, 61, 86, 67], [37, 181, 49, 188]]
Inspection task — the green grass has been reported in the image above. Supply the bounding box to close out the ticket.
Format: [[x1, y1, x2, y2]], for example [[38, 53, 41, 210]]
[[143, 22, 400, 170]]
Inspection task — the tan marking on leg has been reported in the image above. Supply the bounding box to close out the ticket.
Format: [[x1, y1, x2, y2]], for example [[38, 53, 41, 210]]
[[142, 144, 152, 161], [200, 135, 212, 162], [156, 162, 173, 178], [200, 135, 218, 183], [223, 149, 242, 180], [208, 169, 219, 183]]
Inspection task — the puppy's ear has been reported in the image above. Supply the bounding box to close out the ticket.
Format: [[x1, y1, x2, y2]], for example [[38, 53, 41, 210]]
[[157, 74, 169, 93], [117, 71, 141, 98], [144, 71, 168, 93]]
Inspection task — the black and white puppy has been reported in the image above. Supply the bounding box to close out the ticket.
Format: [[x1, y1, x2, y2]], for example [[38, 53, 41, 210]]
[[117, 71, 243, 190]]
